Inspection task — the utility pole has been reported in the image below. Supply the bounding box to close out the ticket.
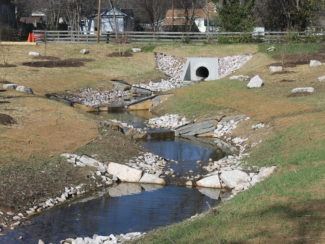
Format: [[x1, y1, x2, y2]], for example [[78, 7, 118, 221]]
[[97, 0, 102, 43], [206, 0, 210, 33], [172, 0, 174, 28]]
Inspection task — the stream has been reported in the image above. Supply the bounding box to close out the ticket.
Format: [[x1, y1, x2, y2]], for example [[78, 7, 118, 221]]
[[0, 185, 221, 243], [0, 111, 226, 243]]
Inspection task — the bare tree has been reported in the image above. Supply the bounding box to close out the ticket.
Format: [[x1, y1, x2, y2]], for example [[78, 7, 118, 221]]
[[137, 0, 169, 32]]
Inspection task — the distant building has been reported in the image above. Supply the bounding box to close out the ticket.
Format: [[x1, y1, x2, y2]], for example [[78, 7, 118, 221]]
[[81, 8, 134, 34], [0, 0, 16, 28], [162, 2, 217, 32]]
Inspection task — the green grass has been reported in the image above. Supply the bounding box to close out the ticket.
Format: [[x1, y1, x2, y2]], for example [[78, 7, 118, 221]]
[[258, 42, 323, 58], [248, 117, 325, 167], [155, 80, 243, 118]]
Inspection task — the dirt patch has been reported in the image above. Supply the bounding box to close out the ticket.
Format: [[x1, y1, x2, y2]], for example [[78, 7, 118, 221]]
[[0, 113, 16, 125], [279, 79, 295, 83], [32, 56, 61, 61], [22, 58, 93, 68], [107, 52, 133, 58], [272, 53, 325, 67], [0, 64, 16, 68]]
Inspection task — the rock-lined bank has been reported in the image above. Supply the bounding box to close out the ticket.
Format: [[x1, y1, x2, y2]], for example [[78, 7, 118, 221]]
[[60, 232, 144, 244], [61, 153, 167, 185], [137, 113, 276, 196]]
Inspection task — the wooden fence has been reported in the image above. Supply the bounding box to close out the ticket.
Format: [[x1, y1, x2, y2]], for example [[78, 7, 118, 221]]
[[33, 30, 324, 44]]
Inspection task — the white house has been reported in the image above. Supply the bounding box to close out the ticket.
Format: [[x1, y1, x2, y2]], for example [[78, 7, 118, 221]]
[[81, 8, 134, 34]]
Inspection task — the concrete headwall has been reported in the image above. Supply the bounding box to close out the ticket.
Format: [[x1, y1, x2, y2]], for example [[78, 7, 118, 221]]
[[181, 58, 219, 82]]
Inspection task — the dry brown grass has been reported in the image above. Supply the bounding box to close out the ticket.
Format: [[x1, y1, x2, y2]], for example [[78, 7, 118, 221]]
[[0, 91, 97, 161], [0, 44, 163, 95], [155, 43, 258, 57]]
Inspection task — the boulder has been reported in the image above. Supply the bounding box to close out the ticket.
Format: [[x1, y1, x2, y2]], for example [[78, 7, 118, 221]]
[[318, 75, 325, 82], [214, 138, 239, 155], [175, 120, 216, 136], [28, 51, 40, 57], [266, 46, 276, 52], [251, 166, 276, 185], [131, 86, 153, 96], [185, 181, 193, 187], [112, 80, 131, 91], [139, 173, 166, 185], [247, 75, 264, 88], [220, 170, 250, 189], [269, 66, 283, 74], [291, 87, 315, 95], [229, 75, 250, 82], [107, 162, 143, 182], [79, 155, 102, 168], [196, 174, 223, 189], [125, 128, 147, 140], [15, 86, 34, 94], [310, 60, 322, 67], [80, 49, 89, 55], [132, 48, 142, 53], [3, 83, 17, 90]]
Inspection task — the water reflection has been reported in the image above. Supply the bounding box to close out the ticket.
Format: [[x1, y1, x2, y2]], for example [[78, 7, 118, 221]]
[[144, 138, 224, 175]]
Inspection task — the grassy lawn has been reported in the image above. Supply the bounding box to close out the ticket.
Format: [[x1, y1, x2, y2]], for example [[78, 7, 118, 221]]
[[138, 42, 325, 243]]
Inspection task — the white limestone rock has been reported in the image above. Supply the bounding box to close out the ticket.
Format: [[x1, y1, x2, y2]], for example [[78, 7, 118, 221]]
[[15, 86, 34, 94], [132, 48, 142, 53], [247, 75, 264, 88], [80, 49, 89, 55], [196, 174, 223, 188], [229, 75, 250, 81], [28, 51, 40, 57], [251, 166, 276, 185], [3, 83, 17, 90], [107, 162, 143, 182], [317, 75, 325, 82], [252, 123, 265, 130], [220, 170, 250, 189], [291, 87, 315, 95], [266, 46, 276, 52], [310, 60, 322, 67], [269, 66, 283, 74], [139, 173, 166, 185], [79, 155, 101, 168]]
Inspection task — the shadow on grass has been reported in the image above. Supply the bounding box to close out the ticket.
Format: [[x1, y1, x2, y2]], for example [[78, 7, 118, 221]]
[[245, 200, 325, 243]]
